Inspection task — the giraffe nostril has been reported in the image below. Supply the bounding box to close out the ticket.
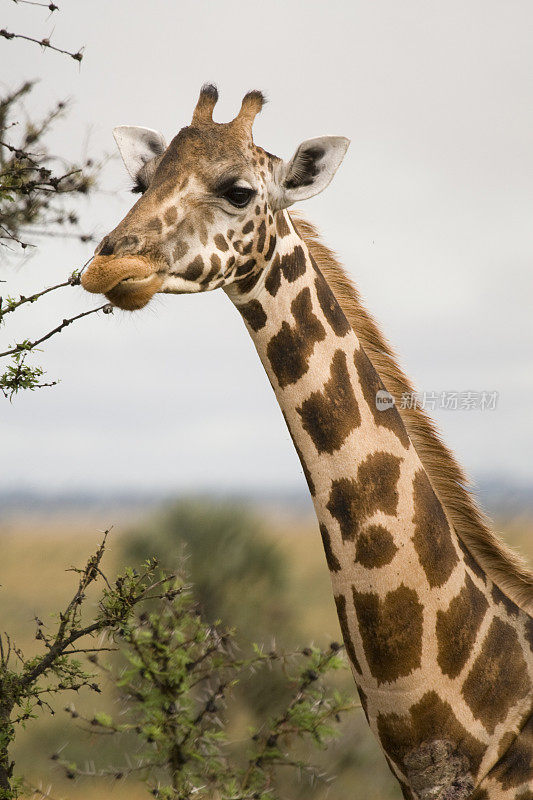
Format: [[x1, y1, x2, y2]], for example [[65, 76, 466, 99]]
[[98, 238, 114, 256]]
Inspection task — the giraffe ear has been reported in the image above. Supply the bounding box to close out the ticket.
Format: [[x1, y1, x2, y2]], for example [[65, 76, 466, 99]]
[[113, 126, 167, 181], [272, 136, 350, 210]]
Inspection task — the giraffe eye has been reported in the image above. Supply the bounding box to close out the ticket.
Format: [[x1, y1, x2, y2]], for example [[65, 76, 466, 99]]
[[223, 185, 254, 208]]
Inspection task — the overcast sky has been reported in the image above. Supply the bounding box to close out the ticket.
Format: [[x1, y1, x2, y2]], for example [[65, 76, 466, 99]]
[[1, 0, 532, 497]]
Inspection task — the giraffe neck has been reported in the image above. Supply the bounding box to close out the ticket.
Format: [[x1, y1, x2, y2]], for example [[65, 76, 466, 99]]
[[227, 211, 462, 672], [225, 211, 533, 796]]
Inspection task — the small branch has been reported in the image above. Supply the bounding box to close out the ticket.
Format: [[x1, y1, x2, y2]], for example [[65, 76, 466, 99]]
[[0, 278, 72, 316], [0, 29, 83, 62], [0, 223, 34, 249], [0, 303, 113, 358], [20, 534, 171, 688], [0, 137, 40, 166], [22, 619, 102, 689], [11, 0, 59, 9], [65, 757, 165, 780], [63, 646, 117, 655]]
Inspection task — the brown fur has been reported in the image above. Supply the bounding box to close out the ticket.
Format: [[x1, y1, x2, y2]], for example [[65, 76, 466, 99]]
[[82, 254, 153, 294], [290, 211, 533, 614], [81, 254, 163, 311]]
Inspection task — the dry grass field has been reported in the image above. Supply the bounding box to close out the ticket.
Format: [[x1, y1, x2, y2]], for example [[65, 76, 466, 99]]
[[1, 504, 532, 800]]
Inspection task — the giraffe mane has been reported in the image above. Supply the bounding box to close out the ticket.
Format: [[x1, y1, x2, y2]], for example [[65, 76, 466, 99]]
[[290, 210, 533, 614]]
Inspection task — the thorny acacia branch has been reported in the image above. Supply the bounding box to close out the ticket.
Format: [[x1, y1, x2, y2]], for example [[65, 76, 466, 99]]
[[0, 533, 186, 798], [0, 302, 112, 359], [0, 76, 104, 396]]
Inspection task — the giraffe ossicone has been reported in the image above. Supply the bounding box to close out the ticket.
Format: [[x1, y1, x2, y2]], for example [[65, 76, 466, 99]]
[[82, 85, 533, 799]]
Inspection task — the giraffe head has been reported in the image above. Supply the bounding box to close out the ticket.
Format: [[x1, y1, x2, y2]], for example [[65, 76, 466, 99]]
[[81, 85, 349, 310]]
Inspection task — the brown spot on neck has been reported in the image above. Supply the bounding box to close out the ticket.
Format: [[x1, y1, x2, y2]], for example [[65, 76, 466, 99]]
[[435, 574, 489, 678], [490, 712, 533, 790], [377, 691, 485, 784], [297, 349, 361, 454], [353, 345, 410, 450], [334, 593, 361, 673], [327, 452, 402, 542], [238, 299, 267, 331], [319, 523, 341, 572], [276, 211, 291, 237], [314, 269, 351, 337], [352, 583, 423, 684], [461, 617, 530, 734], [266, 287, 326, 388], [355, 524, 398, 568], [411, 470, 458, 588]]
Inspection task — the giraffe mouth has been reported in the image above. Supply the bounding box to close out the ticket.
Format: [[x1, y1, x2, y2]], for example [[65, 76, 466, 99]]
[[81, 254, 164, 311]]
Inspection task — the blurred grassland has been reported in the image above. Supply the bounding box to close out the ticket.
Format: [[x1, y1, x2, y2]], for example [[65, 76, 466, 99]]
[[0, 505, 532, 800]]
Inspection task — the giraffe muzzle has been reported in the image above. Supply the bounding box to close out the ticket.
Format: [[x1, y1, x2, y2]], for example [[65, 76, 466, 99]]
[[81, 254, 164, 311]]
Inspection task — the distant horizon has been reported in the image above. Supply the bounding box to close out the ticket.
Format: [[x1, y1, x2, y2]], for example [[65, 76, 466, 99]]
[[1, 474, 533, 520], [1, 470, 532, 494]]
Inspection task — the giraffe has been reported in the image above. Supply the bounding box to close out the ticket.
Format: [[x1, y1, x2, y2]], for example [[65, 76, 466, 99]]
[[81, 86, 533, 799]]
